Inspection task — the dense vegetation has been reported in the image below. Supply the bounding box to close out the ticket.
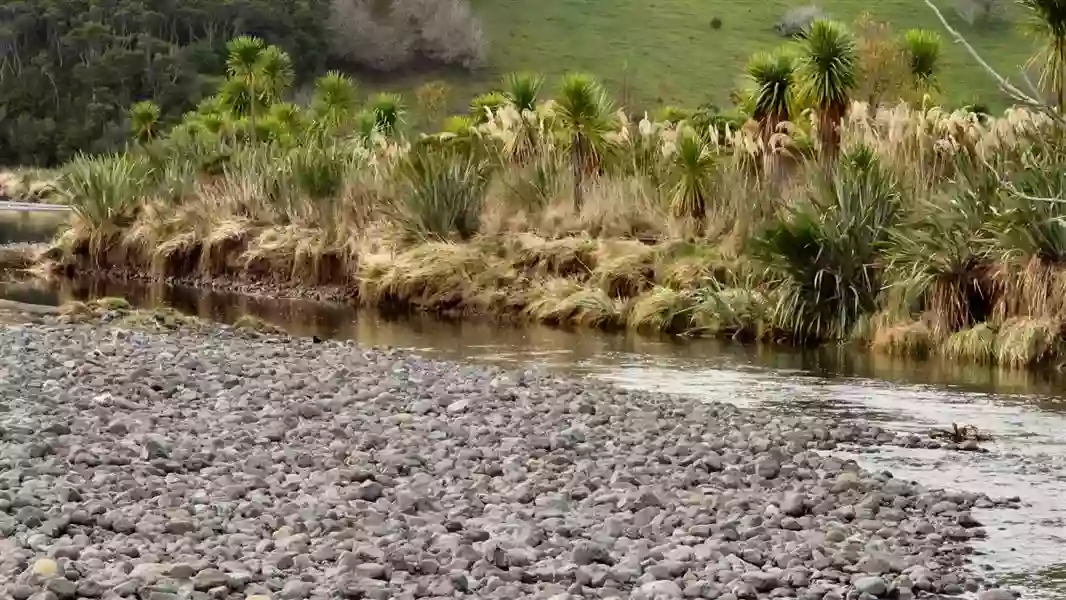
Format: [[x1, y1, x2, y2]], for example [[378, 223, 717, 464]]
[[0, 0, 486, 167], [0, 0, 331, 166], [39, 0, 1066, 371]]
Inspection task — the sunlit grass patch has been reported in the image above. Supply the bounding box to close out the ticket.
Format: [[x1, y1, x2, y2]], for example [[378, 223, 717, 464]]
[[627, 286, 693, 332], [509, 233, 598, 277], [995, 318, 1064, 369], [870, 318, 935, 358], [942, 322, 998, 364], [359, 242, 512, 313], [523, 278, 625, 329], [688, 286, 769, 340]]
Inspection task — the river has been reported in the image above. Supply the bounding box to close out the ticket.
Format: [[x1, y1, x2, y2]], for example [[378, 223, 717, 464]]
[[0, 273, 1063, 598]]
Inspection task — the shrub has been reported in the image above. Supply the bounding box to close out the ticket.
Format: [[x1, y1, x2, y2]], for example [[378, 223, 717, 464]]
[[710, 17, 723, 30], [775, 5, 826, 38], [327, 0, 486, 72], [61, 154, 149, 229], [390, 148, 492, 241], [753, 145, 902, 341]]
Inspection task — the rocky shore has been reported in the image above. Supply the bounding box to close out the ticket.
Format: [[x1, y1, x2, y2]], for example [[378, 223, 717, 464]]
[[0, 315, 1022, 600]]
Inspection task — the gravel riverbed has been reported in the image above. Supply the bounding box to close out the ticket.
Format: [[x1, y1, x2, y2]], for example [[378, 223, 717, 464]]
[[0, 317, 1023, 600]]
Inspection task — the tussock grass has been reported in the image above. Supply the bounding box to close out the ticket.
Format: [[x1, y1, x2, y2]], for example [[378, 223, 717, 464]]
[[359, 242, 512, 313], [57, 296, 133, 322], [991, 258, 1066, 324], [114, 307, 204, 331], [199, 218, 252, 276], [689, 287, 769, 339], [627, 286, 692, 332], [41, 72, 1066, 372], [510, 233, 597, 277], [92, 297, 132, 311], [995, 318, 1064, 369], [870, 318, 935, 358], [943, 322, 998, 364], [523, 278, 624, 328], [591, 240, 657, 298]]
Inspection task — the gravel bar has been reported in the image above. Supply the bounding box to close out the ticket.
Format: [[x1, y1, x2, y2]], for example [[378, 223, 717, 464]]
[[0, 318, 1021, 600]]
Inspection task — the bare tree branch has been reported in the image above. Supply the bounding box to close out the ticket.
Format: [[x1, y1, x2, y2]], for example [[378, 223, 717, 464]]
[[981, 156, 1066, 203], [922, 0, 1047, 108]]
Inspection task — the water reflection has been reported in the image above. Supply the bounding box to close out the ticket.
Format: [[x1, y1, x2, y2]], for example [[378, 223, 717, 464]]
[[0, 211, 66, 244], [1, 275, 1065, 597]]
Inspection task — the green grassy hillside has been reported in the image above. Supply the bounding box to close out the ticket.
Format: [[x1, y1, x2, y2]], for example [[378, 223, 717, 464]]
[[464, 0, 1035, 110]]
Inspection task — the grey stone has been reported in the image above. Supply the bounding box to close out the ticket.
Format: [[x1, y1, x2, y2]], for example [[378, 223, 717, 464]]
[[45, 579, 77, 600], [637, 580, 684, 599], [573, 541, 612, 565], [781, 492, 806, 517], [756, 459, 781, 479], [356, 481, 384, 501], [193, 569, 231, 591], [854, 577, 887, 597]]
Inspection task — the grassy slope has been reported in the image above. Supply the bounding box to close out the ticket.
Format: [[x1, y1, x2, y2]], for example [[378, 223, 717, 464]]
[[467, 0, 1035, 110]]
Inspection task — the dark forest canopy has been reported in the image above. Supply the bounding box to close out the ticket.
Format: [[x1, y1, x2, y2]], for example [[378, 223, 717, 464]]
[[0, 0, 331, 166]]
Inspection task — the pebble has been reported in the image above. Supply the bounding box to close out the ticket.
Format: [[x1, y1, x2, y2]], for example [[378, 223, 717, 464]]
[[0, 318, 1013, 599]]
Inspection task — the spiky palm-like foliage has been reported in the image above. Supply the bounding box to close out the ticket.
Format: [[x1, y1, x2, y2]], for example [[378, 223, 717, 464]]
[[470, 91, 509, 124], [370, 93, 406, 137], [354, 110, 377, 140], [226, 36, 266, 133], [667, 127, 716, 234], [224, 36, 294, 141], [884, 181, 996, 338], [1020, 0, 1066, 110], [900, 29, 943, 91], [62, 153, 149, 228], [796, 19, 858, 159], [554, 73, 617, 211], [256, 45, 295, 104], [129, 101, 161, 144], [747, 50, 796, 138], [503, 72, 544, 113], [60, 153, 150, 262], [311, 72, 359, 133], [989, 160, 1066, 266], [259, 102, 305, 144], [752, 145, 902, 341], [289, 143, 351, 205], [391, 147, 492, 241]]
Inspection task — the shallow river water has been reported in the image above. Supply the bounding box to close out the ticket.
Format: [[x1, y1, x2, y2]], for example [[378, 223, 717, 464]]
[[1, 275, 1064, 598]]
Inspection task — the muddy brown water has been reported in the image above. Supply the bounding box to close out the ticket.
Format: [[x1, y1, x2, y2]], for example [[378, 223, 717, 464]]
[[1, 214, 1064, 597]]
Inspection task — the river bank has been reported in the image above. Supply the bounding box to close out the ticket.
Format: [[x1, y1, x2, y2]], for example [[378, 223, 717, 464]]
[[41, 226, 1066, 375], [0, 309, 1026, 600]]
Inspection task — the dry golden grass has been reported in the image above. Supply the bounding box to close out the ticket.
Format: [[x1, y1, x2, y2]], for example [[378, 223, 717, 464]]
[[995, 318, 1063, 369], [40, 99, 1066, 370], [627, 286, 691, 333], [358, 242, 514, 313], [870, 318, 935, 359], [522, 278, 624, 329], [943, 323, 998, 365], [509, 233, 598, 277], [991, 259, 1066, 324], [688, 288, 769, 339], [590, 240, 657, 299]]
